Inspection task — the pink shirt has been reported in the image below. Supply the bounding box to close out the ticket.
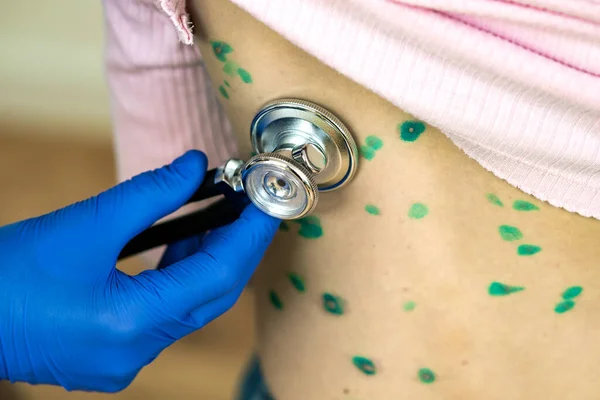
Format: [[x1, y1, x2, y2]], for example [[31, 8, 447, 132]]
[[103, 0, 600, 219]]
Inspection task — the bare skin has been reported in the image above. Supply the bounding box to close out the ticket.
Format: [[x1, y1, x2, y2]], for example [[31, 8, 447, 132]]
[[191, 1, 600, 399]]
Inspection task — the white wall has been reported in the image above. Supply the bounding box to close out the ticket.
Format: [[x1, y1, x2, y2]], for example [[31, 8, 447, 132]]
[[0, 0, 112, 141]]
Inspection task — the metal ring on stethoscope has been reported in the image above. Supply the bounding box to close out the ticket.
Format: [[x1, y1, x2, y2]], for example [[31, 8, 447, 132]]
[[250, 99, 359, 192], [242, 152, 319, 219], [239, 98, 359, 220]]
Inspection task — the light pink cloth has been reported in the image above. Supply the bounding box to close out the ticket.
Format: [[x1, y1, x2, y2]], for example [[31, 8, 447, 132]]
[[103, 0, 600, 219], [103, 0, 235, 179]]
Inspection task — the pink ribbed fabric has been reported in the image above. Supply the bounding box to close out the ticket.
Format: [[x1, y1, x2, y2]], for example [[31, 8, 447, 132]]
[[103, 0, 600, 219], [103, 0, 236, 182], [103, 0, 238, 264]]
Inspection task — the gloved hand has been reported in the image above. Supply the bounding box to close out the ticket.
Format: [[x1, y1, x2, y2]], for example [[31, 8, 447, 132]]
[[0, 150, 279, 392]]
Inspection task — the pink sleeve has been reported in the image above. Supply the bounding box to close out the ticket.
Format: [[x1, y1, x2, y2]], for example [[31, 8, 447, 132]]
[[102, 0, 237, 264], [102, 0, 237, 183]]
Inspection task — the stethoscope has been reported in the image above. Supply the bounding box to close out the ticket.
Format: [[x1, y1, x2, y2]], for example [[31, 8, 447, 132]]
[[118, 99, 359, 260]]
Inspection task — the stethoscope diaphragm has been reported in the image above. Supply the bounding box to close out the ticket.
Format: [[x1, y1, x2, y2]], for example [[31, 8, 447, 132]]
[[239, 98, 358, 219]]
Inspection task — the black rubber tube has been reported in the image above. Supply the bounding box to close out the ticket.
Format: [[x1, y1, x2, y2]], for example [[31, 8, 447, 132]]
[[187, 168, 222, 203], [118, 198, 240, 261]]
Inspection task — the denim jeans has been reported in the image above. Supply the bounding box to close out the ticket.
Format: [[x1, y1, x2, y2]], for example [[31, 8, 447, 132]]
[[235, 355, 275, 400]]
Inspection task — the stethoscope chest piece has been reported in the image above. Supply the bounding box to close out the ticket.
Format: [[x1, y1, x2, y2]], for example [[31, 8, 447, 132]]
[[250, 99, 358, 192], [241, 99, 359, 219]]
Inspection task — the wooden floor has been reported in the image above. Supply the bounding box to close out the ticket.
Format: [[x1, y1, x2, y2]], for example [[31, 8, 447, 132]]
[[0, 127, 255, 400]]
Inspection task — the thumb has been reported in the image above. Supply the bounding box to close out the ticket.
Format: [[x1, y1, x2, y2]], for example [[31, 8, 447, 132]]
[[91, 150, 207, 247]]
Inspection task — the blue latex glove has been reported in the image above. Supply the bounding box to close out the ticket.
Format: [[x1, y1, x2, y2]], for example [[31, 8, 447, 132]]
[[0, 150, 279, 392]]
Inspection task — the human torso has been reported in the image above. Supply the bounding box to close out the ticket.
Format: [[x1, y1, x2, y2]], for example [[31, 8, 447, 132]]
[[192, 2, 600, 399]]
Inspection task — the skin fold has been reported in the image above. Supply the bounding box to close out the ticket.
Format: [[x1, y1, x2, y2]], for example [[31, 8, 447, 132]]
[[191, 1, 600, 399]]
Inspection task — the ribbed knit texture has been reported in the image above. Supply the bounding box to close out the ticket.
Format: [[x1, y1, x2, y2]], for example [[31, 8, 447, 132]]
[[103, 0, 236, 181], [104, 0, 600, 219]]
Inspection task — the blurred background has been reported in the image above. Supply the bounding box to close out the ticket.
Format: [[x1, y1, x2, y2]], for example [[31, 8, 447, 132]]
[[0, 1, 254, 399]]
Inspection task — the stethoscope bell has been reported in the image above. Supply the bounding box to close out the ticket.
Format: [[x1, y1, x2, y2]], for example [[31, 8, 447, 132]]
[[240, 98, 358, 219], [210, 99, 359, 220]]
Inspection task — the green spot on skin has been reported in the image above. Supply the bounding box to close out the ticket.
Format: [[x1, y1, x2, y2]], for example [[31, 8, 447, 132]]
[[517, 244, 542, 256], [488, 282, 525, 296], [288, 273, 306, 293], [237, 68, 253, 83], [218, 85, 229, 99], [513, 200, 539, 211], [224, 80, 231, 87], [365, 135, 383, 150], [269, 291, 283, 310], [360, 145, 376, 160], [399, 120, 426, 142], [486, 193, 504, 207], [562, 286, 583, 300], [418, 368, 436, 384], [365, 204, 380, 215], [408, 203, 429, 219], [298, 223, 323, 239], [210, 41, 233, 62], [295, 216, 323, 239], [498, 225, 523, 241], [403, 301, 416, 311], [223, 60, 240, 76], [555, 300, 575, 314], [279, 221, 290, 232], [323, 293, 344, 315], [352, 356, 376, 376]]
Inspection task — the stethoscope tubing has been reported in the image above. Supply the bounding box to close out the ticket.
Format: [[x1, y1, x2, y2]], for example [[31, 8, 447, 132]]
[[118, 169, 241, 261]]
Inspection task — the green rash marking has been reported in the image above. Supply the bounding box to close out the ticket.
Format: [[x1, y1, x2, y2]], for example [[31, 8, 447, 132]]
[[555, 300, 575, 314], [365, 204, 380, 215], [269, 291, 283, 310], [352, 356, 376, 376], [223, 60, 240, 76], [298, 223, 323, 239], [237, 68, 253, 83], [517, 244, 542, 256], [403, 301, 416, 311], [488, 282, 525, 296], [562, 286, 583, 300], [418, 368, 436, 384], [360, 145, 376, 160], [513, 200, 540, 211], [279, 221, 290, 231], [498, 225, 523, 241], [486, 193, 504, 207], [210, 41, 233, 62], [360, 135, 384, 160], [224, 80, 231, 87], [408, 203, 429, 219], [288, 273, 306, 293], [323, 293, 344, 315], [399, 120, 426, 142], [365, 135, 383, 150], [294, 216, 323, 239], [218, 85, 229, 99]]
